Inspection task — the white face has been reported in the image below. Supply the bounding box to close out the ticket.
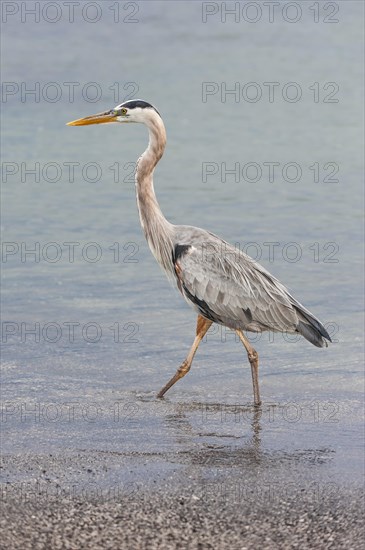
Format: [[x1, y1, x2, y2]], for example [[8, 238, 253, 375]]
[[113, 105, 158, 124]]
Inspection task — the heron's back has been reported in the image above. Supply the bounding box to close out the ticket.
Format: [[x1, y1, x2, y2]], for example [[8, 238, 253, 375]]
[[171, 225, 331, 347]]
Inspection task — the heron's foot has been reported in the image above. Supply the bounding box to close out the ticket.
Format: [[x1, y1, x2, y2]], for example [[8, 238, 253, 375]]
[[157, 359, 190, 398]]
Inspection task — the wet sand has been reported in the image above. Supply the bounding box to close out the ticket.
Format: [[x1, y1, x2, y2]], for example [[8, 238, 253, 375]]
[[1, 451, 364, 550]]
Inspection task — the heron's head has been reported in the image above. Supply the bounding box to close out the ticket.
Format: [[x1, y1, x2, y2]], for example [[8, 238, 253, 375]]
[[67, 99, 161, 126]]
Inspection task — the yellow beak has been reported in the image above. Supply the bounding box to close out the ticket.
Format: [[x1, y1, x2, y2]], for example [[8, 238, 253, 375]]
[[67, 110, 118, 126]]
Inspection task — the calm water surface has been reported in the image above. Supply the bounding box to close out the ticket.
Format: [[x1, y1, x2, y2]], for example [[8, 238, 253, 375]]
[[1, 2, 364, 496]]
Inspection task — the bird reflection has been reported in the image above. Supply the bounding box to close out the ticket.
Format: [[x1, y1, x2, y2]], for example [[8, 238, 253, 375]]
[[160, 399, 334, 471], [162, 401, 264, 466]]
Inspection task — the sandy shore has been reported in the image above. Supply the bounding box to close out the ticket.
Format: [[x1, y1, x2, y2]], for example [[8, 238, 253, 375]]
[[1, 451, 364, 549]]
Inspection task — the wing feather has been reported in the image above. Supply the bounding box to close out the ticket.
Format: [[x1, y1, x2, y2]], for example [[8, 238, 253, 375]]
[[173, 228, 299, 332]]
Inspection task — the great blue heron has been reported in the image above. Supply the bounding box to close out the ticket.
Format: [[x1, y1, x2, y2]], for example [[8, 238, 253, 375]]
[[67, 99, 331, 405]]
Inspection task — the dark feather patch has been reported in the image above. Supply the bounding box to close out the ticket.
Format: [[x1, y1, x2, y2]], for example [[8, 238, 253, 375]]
[[173, 244, 191, 263], [182, 283, 222, 324], [244, 307, 253, 323]]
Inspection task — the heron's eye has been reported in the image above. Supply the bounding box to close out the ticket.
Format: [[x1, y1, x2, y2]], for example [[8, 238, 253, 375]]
[[120, 108, 127, 115]]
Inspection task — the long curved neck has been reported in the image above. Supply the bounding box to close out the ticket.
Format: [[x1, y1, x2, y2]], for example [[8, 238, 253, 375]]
[[135, 113, 175, 276]]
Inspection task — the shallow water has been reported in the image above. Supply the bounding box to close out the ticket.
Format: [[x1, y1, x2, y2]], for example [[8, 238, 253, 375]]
[[1, 1, 364, 500]]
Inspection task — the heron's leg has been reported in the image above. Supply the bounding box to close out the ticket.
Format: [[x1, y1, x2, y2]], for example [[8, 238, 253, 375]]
[[157, 315, 213, 398], [235, 330, 261, 406]]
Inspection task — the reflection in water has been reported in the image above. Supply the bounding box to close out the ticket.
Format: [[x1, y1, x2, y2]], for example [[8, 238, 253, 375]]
[[160, 399, 335, 471]]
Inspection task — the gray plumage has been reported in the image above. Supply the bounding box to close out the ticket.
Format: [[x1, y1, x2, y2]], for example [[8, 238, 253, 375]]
[[171, 227, 330, 347]]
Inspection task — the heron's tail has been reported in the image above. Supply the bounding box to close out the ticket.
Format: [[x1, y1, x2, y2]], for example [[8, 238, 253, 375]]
[[293, 302, 332, 348]]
